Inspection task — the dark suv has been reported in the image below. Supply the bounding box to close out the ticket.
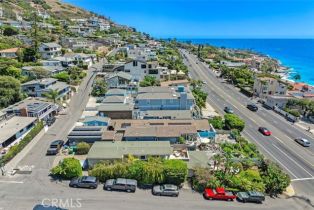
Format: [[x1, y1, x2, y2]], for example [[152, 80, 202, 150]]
[[46, 140, 64, 155], [237, 191, 265, 203], [69, 176, 98, 189], [104, 178, 137, 192], [247, 104, 258, 111]]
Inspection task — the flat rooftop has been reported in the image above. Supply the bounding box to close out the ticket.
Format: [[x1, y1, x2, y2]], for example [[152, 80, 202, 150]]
[[0, 116, 37, 144]]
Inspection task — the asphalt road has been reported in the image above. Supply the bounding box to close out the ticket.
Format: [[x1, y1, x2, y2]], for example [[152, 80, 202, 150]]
[[180, 49, 314, 201]]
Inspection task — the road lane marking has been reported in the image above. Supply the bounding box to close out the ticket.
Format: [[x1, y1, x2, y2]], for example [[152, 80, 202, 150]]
[[273, 136, 284, 144], [0, 180, 23, 184], [272, 143, 313, 177], [291, 177, 314, 182], [243, 131, 298, 179]]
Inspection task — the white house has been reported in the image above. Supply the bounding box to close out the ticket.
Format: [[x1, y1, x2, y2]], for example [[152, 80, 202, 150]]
[[39, 43, 62, 59], [123, 59, 160, 81], [253, 77, 288, 98]]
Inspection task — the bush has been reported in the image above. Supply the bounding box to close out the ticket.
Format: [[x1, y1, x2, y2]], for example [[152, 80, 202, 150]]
[[260, 160, 290, 196], [76, 142, 91, 155], [0, 121, 44, 165], [208, 116, 224, 129], [163, 160, 188, 186], [89, 158, 187, 186], [192, 167, 213, 192], [51, 158, 82, 179], [224, 114, 245, 131]]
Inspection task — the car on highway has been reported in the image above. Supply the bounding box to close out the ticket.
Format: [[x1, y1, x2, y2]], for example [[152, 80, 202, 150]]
[[104, 178, 137, 193], [202, 80, 207, 84], [152, 184, 179, 197], [69, 176, 98, 189], [224, 106, 234, 114], [258, 127, 272, 136], [295, 138, 311, 147], [247, 104, 258, 111], [236, 191, 265, 203], [46, 140, 64, 155], [203, 187, 236, 201]]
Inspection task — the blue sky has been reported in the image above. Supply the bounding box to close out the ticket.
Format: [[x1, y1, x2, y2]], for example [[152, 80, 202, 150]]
[[64, 0, 314, 38]]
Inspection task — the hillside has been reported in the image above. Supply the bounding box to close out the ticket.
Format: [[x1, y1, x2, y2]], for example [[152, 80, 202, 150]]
[[0, 0, 94, 20]]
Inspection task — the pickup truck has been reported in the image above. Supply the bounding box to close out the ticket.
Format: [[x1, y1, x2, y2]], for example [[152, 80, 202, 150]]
[[203, 187, 237, 201], [237, 191, 265, 203], [104, 178, 137, 193]]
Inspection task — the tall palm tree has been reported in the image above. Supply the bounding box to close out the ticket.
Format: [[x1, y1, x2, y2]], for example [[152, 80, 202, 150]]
[[44, 89, 59, 104], [293, 73, 301, 83]]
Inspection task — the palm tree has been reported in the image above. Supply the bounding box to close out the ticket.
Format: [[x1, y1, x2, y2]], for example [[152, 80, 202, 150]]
[[44, 89, 59, 104]]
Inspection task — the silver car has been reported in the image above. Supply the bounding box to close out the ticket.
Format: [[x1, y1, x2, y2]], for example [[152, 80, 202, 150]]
[[152, 184, 179, 197], [295, 138, 311, 147]]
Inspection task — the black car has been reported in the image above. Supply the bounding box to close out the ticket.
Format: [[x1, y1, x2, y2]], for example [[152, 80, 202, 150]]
[[104, 178, 137, 193], [69, 176, 98, 189], [237, 191, 265, 203], [46, 140, 64, 155], [247, 104, 258, 111]]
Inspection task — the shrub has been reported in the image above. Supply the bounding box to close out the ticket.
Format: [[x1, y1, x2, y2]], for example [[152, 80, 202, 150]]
[[192, 167, 213, 192], [76, 142, 90, 155], [163, 159, 188, 186], [224, 114, 245, 131], [208, 116, 224, 130], [51, 158, 82, 179], [0, 121, 44, 165]]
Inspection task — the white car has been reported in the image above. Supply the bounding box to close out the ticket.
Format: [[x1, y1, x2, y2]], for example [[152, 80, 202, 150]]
[[295, 138, 311, 147]]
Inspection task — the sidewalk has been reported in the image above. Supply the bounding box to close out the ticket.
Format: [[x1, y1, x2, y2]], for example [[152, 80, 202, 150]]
[[295, 120, 314, 135], [4, 127, 47, 175]]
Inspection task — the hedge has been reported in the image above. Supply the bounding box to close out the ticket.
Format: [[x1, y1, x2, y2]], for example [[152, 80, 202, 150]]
[[51, 157, 82, 179], [76, 142, 91, 155], [0, 121, 44, 165], [89, 158, 188, 186]]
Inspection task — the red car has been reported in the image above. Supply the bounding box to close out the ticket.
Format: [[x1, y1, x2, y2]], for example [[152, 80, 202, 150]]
[[258, 127, 272, 136], [203, 187, 237, 201]]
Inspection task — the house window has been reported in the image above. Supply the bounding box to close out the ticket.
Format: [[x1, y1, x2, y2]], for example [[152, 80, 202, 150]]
[[140, 155, 146, 160], [133, 61, 138, 66], [149, 69, 158, 75], [141, 64, 146, 69], [148, 64, 152, 68]]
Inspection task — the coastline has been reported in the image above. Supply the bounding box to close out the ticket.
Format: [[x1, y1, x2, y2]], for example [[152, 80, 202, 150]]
[[179, 39, 314, 86]]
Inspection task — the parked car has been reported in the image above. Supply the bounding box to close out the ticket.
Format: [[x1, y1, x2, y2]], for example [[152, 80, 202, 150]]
[[104, 178, 137, 193], [295, 138, 311, 147], [224, 106, 234, 114], [237, 191, 265, 203], [258, 127, 272, 136], [247, 104, 258, 111], [46, 140, 64, 155], [33, 204, 68, 210], [202, 80, 207, 84], [46, 117, 56, 126], [69, 176, 98, 189], [152, 184, 179, 197], [203, 187, 236, 201]]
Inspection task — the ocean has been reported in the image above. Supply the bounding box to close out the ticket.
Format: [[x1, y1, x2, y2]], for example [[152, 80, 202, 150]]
[[179, 39, 314, 85]]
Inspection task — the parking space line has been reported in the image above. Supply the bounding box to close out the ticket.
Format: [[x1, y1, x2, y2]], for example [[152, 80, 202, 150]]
[[0, 180, 23, 184], [291, 177, 314, 182]]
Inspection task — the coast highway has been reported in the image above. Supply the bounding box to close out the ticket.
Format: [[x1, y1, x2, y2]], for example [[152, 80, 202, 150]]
[[180, 49, 314, 200]]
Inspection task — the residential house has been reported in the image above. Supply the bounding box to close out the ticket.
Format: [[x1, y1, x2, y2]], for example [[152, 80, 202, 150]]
[[60, 37, 93, 50], [111, 119, 216, 144], [253, 77, 288, 98], [0, 116, 37, 148], [135, 86, 195, 111], [265, 95, 292, 109], [67, 126, 107, 144], [105, 88, 127, 97], [106, 72, 132, 89], [123, 59, 160, 81], [97, 104, 133, 119], [65, 53, 96, 68], [0, 48, 20, 58], [39, 43, 62, 59], [68, 25, 95, 37], [2, 97, 58, 121], [82, 116, 110, 126], [22, 66, 64, 77], [87, 141, 172, 166], [21, 78, 71, 101], [137, 110, 193, 120]]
